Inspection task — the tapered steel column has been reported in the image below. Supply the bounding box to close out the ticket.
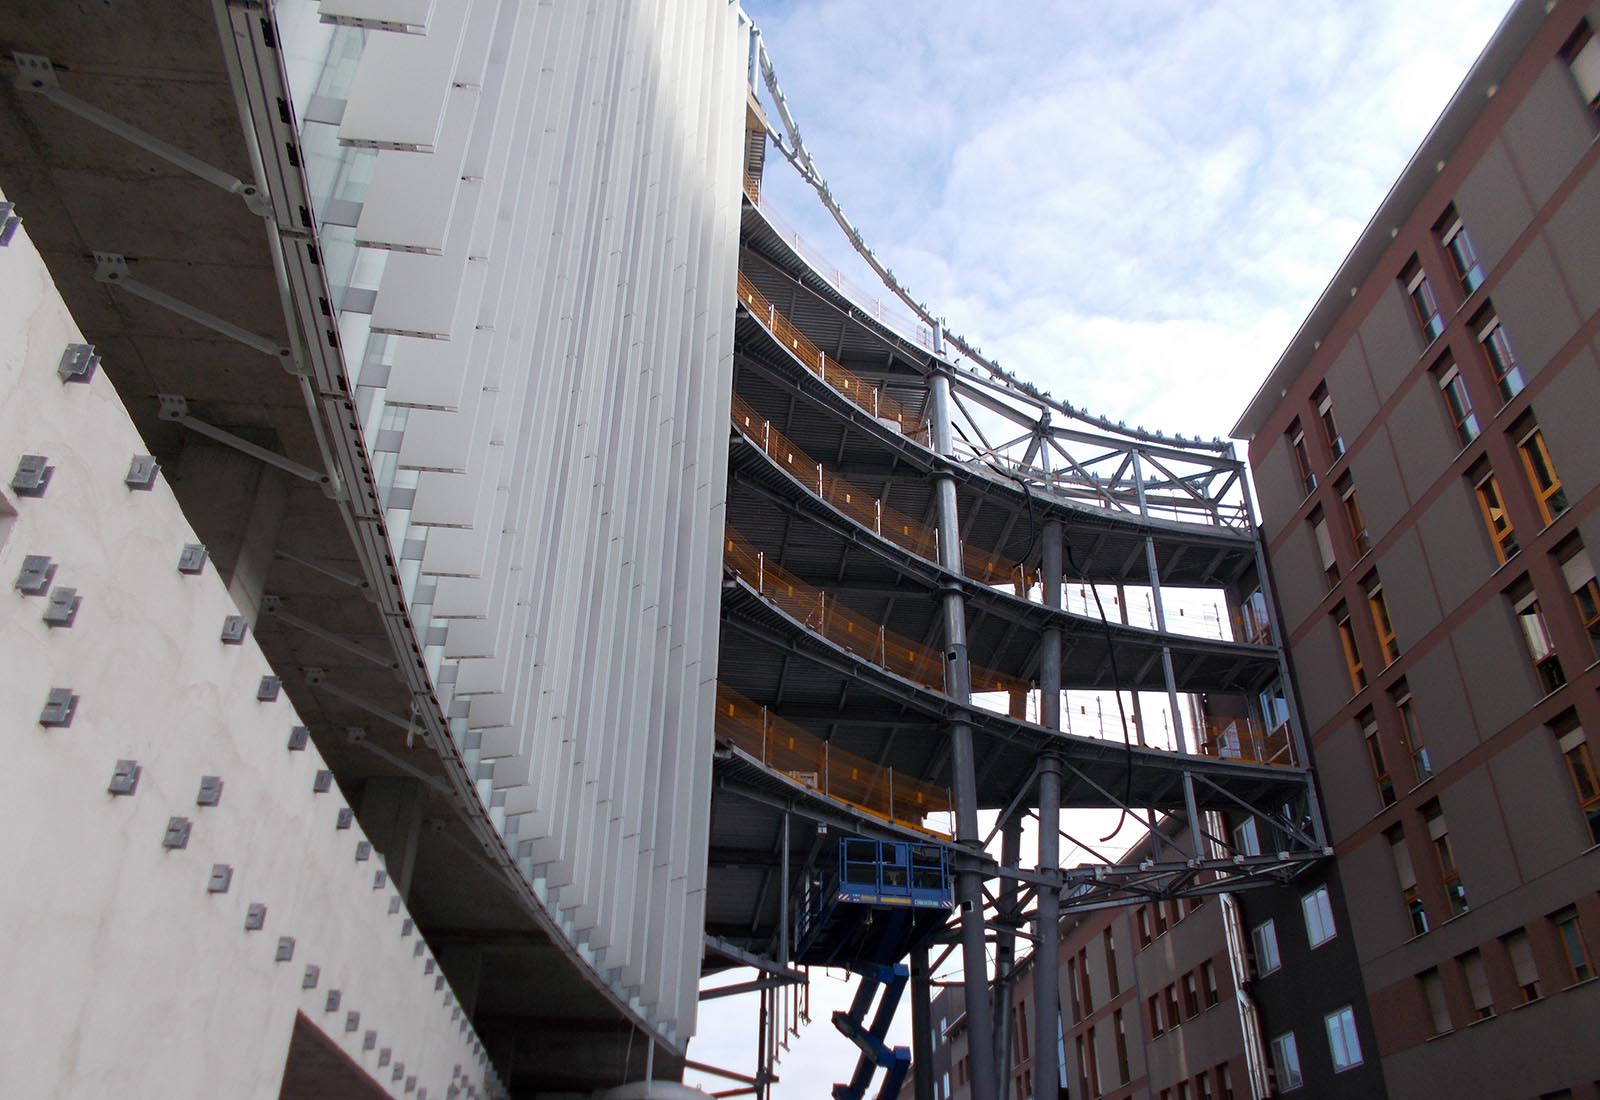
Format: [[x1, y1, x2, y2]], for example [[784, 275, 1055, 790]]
[[993, 818, 1021, 1096], [1034, 522, 1064, 1100], [928, 362, 997, 1100], [911, 945, 935, 1100], [1133, 453, 1205, 856]]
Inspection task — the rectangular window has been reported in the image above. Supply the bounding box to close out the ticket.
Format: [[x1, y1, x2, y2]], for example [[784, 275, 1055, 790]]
[[1239, 587, 1271, 645], [1403, 258, 1445, 340], [1078, 946, 1093, 1015], [1103, 927, 1119, 995], [1389, 826, 1429, 936], [1251, 919, 1282, 976], [1561, 19, 1600, 109], [1313, 509, 1339, 587], [1420, 968, 1452, 1035], [1270, 1031, 1304, 1092], [1517, 424, 1569, 525], [1554, 718, 1600, 845], [1182, 972, 1200, 1018], [1113, 1007, 1130, 1084], [1512, 580, 1566, 694], [1136, 905, 1152, 948], [1337, 474, 1371, 557], [1459, 948, 1494, 1020], [1196, 1071, 1214, 1100], [1085, 1023, 1099, 1096], [1557, 539, 1600, 658], [1325, 1005, 1364, 1071], [1365, 574, 1400, 665], [1336, 603, 1366, 693], [1233, 817, 1261, 857], [1057, 1012, 1067, 1086], [1502, 929, 1542, 1002], [1435, 353, 1480, 445], [1472, 462, 1519, 563], [1362, 710, 1396, 806], [1163, 984, 1181, 1030], [1178, 1082, 1192, 1100], [1200, 959, 1220, 1007], [1314, 381, 1345, 459], [1216, 1063, 1235, 1100], [1148, 993, 1164, 1036], [1303, 884, 1337, 948], [1435, 204, 1485, 293], [1552, 907, 1592, 984], [1392, 681, 1433, 784], [1289, 420, 1317, 495], [1424, 800, 1468, 916], [1066, 956, 1081, 1022], [1476, 307, 1524, 402]]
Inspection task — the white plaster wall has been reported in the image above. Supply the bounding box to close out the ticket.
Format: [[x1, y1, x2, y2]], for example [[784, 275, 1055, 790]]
[[0, 198, 503, 1100]]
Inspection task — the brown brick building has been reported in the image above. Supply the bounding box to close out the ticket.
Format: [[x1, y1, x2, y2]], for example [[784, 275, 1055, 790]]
[[1234, 0, 1600, 1095]]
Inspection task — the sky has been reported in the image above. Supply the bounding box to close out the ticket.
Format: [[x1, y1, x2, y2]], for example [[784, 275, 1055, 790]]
[[687, 1, 1511, 1095]]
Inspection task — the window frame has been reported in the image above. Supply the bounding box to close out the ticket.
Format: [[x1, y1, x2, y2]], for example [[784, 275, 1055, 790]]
[[1554, 718, 1600, 846], [1337, 473, 1371, 558], [1251, 918, 1282, 977], [1313, 381, 1345, 460], [1435, 204, 1485, 293], [1302, 884, 1337, 948], [1471, 462, 1519, 564], [1403, 260, 1445, 341], [1289, 420, 1317, 495], [1516, 425, 1568, 526], [1392, 682, 1433, 785], [1324, 1005, 1364, 1072], [1476, 309, 1524, 403], [1270, 1031, 1305, 1092], [1434, 354, 1480, 446], [1560, 19, 1600, 110], [1365, 575, 1400, 666], [1361, 709, 1396, 806], [1335, 604, 1366, 694], [1512, 582, 1567, 695], [1552, 907, 1592, 985], [1424, 801, 1468, 917]]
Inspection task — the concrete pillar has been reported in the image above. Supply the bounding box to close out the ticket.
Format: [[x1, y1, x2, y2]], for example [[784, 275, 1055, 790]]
[[359, 777, 426, 902]]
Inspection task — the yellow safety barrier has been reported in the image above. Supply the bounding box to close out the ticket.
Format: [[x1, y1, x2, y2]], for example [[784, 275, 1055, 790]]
[[723, 526, 1029, 696], [715, 683, 954, 835], [730, 393, 1023, 588]]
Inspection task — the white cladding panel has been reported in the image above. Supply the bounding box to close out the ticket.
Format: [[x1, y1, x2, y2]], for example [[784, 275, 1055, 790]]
[[337, 0, 744, 1041], [0, 208, 500, 1100], [338, 0, 471, 151], [319, 0, 436, 33]]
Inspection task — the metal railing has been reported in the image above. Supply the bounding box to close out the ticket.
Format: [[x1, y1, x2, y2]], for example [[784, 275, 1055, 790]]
[[731, 394, 1022, 587], [737, 271, 931, 445], [1195, 717, 1297, 768], [715, 684, 954, 835], [724, 527, 1028, 696]]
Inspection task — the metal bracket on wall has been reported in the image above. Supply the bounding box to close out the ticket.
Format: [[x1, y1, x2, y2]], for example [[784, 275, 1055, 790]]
[[156, 394, 339, 498], [92, 254, 296, 367], [12, 53, 272, 217]]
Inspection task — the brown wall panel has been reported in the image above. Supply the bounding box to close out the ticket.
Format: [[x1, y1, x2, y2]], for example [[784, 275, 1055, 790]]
[[1546, 166, 1600, 317], [1405, 639, 1481, 771], [1254, 434, 1305, 539], [1274, 521, 1327, 635], [1416, 480, 1499, 617], [1387, 375, 1460, 508], [1490, 727, 1592, 880], [1349, 430, 1413, 545], [1375, 528, 1444, 650], [1531, 345, 1600, 503], [1494, 234, 1584, 382], [1456, 138, 1536, 274], [1502, 62, 1596, 209], [1325, 338, 1379, 446], [1452, 599, 1541, 736], [1360, 285, 1427, 404], [1296, 618, 1352, 734]]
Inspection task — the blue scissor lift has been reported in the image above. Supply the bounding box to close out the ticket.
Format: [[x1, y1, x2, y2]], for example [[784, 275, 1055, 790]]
[[793, 838, 954, 1100]]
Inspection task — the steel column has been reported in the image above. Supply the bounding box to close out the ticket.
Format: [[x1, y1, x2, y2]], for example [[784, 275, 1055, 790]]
[[929, 364, 998, 1100], [1034, 522, 1064, 1100], [911, 945, 935, 1100]]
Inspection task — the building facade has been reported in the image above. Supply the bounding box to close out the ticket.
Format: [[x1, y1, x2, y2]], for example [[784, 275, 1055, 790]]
[[1235, 0, 1600, 1095]]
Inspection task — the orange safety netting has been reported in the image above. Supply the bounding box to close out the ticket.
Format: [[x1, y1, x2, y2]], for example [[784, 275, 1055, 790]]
[[1196, 717, 1297, 768], [737, 271, 931, 446], [715, 683, 954, 835], [724, 527, 1029, 696], [730, 393, 1023, 588]]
